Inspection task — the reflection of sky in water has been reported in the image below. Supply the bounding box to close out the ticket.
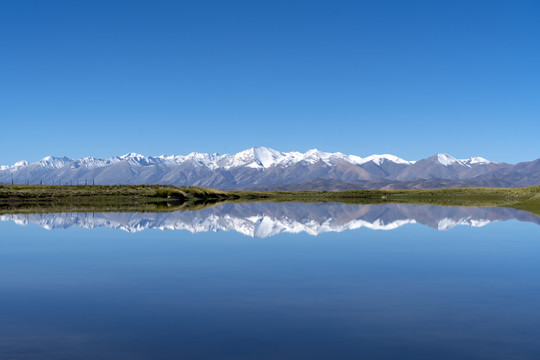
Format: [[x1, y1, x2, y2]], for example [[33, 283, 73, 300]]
[[1, 203, 539, 237], [0, 209, 539, 359]]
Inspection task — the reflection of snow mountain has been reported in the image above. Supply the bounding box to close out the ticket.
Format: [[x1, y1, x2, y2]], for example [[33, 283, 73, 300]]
[[1, 203, 539, 237]]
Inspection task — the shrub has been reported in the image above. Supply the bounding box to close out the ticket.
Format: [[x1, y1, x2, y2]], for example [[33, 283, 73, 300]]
[[153, 188, 186, 200]]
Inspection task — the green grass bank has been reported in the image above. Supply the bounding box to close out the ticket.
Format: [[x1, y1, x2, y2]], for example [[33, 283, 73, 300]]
[[1, 184, 539, 216]]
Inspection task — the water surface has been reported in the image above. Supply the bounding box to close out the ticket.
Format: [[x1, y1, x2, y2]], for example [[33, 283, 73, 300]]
[[0, 203, 539, 359], [2, 202, 539, 235]]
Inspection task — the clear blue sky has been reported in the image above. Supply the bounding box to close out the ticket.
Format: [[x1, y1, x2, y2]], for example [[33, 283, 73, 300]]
[[1, 0, 539, 165]]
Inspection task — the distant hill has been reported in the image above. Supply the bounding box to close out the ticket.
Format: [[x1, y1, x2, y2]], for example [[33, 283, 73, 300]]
[[1, 147, 538, 190]]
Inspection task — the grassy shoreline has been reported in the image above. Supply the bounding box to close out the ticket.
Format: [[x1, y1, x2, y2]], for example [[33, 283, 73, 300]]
[[1, 184, 539, 216]]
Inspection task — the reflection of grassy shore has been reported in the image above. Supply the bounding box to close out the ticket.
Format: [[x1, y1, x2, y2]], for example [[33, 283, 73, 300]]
[[1, 185, 539, 216]]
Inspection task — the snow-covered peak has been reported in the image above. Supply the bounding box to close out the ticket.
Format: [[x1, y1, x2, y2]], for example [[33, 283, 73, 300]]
[[120, 152, 145, 159], [157, 154, 186, 163], [185, 152, 227, 169], [37, 156, 72, 169], [252, 147, 287, 167], [300, 149, 336, 165], [435, 153, 469, 167], [433, 153, 494, 167], [13, 160, 29, 167], [228, 147, 288, 169], [359, 154, 416, 166], [294, 150, 415, 167], [436, 153, 458, 166], [461, 157, 492, 165], [303, 149, 325, 157]]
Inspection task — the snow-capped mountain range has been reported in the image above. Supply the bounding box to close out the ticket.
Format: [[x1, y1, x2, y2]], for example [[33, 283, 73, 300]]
[[1, 147, 538, 189], [1, 203, 538, 237]]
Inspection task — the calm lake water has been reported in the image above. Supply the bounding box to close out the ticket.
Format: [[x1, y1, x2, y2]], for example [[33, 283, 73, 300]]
[[1, 203, 539, 360]]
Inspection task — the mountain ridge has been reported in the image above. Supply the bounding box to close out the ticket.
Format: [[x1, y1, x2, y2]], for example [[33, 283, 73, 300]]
[[0, 147, 538, 190]]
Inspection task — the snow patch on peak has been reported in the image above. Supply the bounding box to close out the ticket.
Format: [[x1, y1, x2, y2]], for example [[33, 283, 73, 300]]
[[435, 153, 469, 167], [437, 153, 458, 166], [251, 147, 287, 168], [14, 160, 29, 167]]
